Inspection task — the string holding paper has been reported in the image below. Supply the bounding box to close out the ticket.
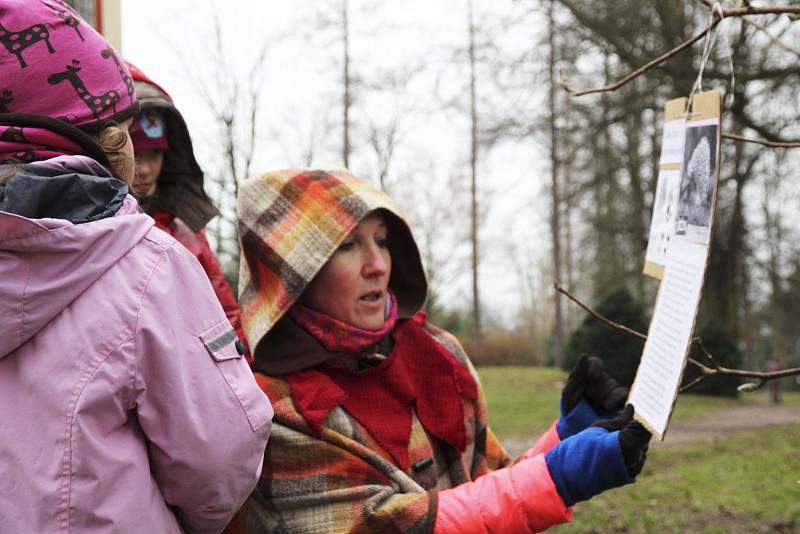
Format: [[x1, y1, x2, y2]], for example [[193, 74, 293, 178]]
[[687, 2, 736, 116]]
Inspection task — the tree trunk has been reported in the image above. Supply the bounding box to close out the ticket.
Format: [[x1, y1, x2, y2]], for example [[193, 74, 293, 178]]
[[547, 0, 563, 365], [467, 0, 481, 340], [626, 103, 646, 301], [342, 0, 351, 168]]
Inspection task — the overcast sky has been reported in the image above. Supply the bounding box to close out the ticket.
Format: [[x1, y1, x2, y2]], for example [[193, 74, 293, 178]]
[[120, 0, 554, 325]]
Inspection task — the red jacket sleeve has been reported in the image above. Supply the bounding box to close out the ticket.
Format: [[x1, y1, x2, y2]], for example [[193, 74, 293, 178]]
[[435, 454, 572, 533], [155, 211, 251, 365], [518, 420, 562, 461]]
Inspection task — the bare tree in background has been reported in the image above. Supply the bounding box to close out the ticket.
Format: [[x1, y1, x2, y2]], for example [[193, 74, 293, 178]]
[[391, 156, 471, 324], [276, 101, 337, 168], [341, 0, 352, 167], [165, 9, 269, 283], [363, 64, 422, 191], [546, 0, 564, 365], [302, 0, 390, 171], [367, 114, 399, 191], [431, 0, 497, 339], [467, 0, 482, 340]]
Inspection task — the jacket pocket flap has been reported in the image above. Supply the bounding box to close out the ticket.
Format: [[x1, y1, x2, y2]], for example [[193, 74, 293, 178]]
[[200, 320, 241, 361]]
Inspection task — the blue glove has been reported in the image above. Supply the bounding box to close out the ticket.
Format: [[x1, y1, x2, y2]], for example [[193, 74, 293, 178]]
[[546, 405, 649, 506], [556, 397, 600, 440]]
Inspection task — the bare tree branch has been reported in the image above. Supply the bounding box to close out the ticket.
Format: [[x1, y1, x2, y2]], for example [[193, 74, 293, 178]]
[[560, 3, 800, 97], [553, 281, 800, 391], [553, 281, 646, 340], [559, 19, 719, 97], [718, 4, 800, 17], [722, 133, 800, 148], [700, 0, 800, 18], [740, 15, 800, 59]]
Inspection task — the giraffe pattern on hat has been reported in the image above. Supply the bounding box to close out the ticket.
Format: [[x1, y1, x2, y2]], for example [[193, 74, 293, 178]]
[[40, 0, 84, 42], [0, 18, 56, 69], [0, 0, 138, 164], [47, 59, 120, 120], [0, 88, 11, 112], [101, 47, 134, 101]]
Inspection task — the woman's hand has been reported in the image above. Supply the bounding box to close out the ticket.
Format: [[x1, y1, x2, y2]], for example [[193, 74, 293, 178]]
[[546, 405, 651, 507], [562, 354, 628, 414], [591, 404, 651, 477], [557, 354, 628, 439]]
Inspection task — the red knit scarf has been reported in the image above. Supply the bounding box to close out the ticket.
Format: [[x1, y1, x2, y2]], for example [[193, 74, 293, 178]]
[[285, 313, 478, 471], [289, 291, 399, 353]]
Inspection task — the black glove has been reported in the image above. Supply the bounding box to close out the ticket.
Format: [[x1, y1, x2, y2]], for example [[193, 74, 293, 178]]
[[591, 404, 651, 477], [562, 354, 629, 415]]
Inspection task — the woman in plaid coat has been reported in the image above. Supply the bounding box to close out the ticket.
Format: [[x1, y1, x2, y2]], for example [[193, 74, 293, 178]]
[[231, 168, 650, 533]]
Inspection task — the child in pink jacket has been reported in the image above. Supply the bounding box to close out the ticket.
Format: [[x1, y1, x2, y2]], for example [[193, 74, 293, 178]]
[[0, 2, 272, 532]]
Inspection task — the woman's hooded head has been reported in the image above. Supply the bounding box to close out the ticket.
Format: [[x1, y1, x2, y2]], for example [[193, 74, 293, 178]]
[[237, 168, 428, 360]]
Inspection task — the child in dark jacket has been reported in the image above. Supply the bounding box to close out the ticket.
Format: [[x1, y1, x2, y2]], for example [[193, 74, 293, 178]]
[[127, 63, 249, 360]]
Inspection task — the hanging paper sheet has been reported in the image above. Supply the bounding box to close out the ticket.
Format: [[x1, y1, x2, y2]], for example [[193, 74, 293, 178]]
[[644, 97, 686, 279], [630, 90, 721, 440]]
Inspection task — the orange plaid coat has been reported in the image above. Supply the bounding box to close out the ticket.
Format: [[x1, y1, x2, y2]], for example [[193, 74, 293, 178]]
[[226, 324, 522, 534]]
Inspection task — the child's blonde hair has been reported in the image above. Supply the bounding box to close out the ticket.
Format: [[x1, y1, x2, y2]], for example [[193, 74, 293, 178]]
[[96, 123, 134, 183]]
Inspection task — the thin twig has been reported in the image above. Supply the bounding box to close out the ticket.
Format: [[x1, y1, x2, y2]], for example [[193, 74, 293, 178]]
[[553, 280, 800, 391], [553, 281, 647, 340], [722, 133, 800, 148], [700, 0, 800, 22], [561, 3, 800, 97], [560, 20, 719, 97], [679, 374, 708, 393], [741, 16, 800, 59]]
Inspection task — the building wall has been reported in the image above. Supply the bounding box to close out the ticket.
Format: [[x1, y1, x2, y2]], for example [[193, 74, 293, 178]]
[[101, 0, 122, 51], [64, 0, 122, 51]]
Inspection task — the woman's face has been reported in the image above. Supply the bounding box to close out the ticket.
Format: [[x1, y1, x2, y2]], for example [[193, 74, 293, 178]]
[[133, 149, 164, 198], [303, 213, 392, 330]]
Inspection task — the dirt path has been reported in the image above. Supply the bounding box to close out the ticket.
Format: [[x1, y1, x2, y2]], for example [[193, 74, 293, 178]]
[[503, 403, 800, 457], [654, 403, 800, 447]]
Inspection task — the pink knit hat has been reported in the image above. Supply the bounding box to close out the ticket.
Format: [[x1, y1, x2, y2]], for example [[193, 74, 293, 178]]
[[0, 0, 137, 127], [0, 0, 138, 164]]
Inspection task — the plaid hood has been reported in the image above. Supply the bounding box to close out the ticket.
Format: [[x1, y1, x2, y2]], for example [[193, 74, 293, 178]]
[[238, 168, 427, 358]]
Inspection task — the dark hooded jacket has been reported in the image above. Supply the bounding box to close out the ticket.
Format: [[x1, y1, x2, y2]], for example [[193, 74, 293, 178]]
[[129, 65, 248, 357]]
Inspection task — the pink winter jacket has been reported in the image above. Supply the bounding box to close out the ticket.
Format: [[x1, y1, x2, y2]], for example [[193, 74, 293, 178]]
[[435, 422, 570, 533], [0, 194, 273, 533]]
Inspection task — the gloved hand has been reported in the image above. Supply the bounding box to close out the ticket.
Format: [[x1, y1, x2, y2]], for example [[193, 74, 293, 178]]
[[557, 354, 628, 439], [546, 404, 651, 507], [591, 404, 651, 477]]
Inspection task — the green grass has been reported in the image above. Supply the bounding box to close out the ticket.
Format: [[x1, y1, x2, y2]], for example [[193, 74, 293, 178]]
[[553, 425, 800, 533], [477, 366, 565, 440], [673, 389, 800, 420], [477, 365, 800, 439]]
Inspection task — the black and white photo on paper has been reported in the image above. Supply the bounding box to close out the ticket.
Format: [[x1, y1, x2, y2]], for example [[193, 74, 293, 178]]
[[676, 122, 718, 245], [645, 169, 681, 265]]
